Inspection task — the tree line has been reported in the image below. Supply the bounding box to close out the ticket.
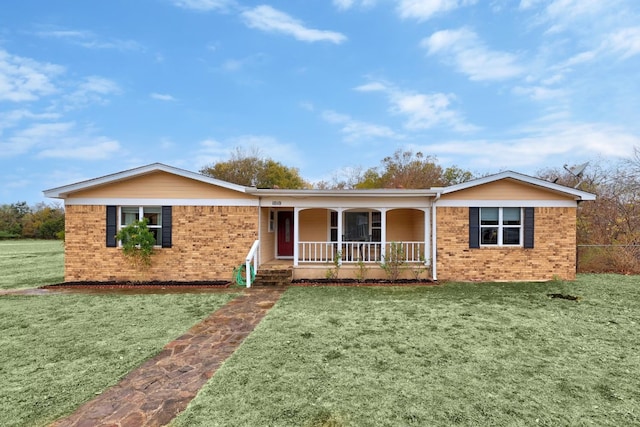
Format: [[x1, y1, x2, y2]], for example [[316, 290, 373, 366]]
[[0, 202, 65, 240]]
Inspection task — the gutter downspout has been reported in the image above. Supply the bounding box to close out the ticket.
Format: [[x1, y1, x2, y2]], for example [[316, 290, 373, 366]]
[[431, 191, 441, 281]]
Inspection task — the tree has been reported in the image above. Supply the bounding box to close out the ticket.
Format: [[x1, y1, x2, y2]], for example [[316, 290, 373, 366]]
[[20, 202, 65, 239], [537, 153, 640, 273], [115, 219, 156, 271], [0, 202, 29, 237], [200, 147, 309, 189], [355, 149, 474, 189]]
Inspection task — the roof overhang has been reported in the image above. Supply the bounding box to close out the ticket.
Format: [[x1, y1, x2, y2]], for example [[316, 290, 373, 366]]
[[440, 171, 597, 201], [43, 163, 253, 199]]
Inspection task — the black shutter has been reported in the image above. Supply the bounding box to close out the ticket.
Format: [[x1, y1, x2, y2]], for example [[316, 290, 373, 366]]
[[524, 207, 534, 249], [106, 205, 117, 247], [161, 206, 172, 248], [469, 207, 480, 249]]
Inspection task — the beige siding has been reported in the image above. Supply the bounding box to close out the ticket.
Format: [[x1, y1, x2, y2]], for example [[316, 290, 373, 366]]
[[259, 207, 276, 264], [299, 209, 329, 241], [387, 209, 424, 241], [441, 179, 572, 201], [71, 171, 250, 200], [64, 205, 258, 282], [436, 206, 577, 281]]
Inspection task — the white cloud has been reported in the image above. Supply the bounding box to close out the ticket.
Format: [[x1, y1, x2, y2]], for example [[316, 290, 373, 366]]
[[605, 26, 640, 59], [322, 110, 402, 143], [0, 109, 61, 134], [0, 50, 64, 102], [150, 92, 176, 101], [422, 28, 524, 81], [355, 80, 476, 132], [333, 0, 377, 10], [512, 85, 565, 101], [241, 5, 347, 44], [195, 135, 304, 169], [0, 121, 122, 160], [397, 0, 477, 21], [171, 0, 235, 12], [62, 76, 121, 110], [38, 138, 120, 160], [422, 121, 640, 171], [35, 29, 143, 51]]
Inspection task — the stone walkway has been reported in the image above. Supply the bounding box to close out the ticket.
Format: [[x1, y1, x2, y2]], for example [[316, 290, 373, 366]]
[[49, 288, 286, 427]]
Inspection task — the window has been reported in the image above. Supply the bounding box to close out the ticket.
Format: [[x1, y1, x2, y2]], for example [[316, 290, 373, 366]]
[[120, 206, 163, 246], [333, 211, 382, 242], [107, 205, 171, 248], [330, 211, 338, 242], [268, 209, 275, 232], [480, 207, 522, 246]]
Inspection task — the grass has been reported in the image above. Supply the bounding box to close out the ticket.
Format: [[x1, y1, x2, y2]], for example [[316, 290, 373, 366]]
[[0, 292, 239, 427], [0, 240, 64, 290], [173, 275, 640, 427]]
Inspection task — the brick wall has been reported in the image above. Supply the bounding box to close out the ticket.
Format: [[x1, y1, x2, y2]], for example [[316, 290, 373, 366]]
[[65, 205, 259, 282], [436, 207, 577, 281]]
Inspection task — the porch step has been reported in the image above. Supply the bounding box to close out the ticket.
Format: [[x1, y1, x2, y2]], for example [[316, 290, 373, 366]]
[[252, 268, 292, 287]]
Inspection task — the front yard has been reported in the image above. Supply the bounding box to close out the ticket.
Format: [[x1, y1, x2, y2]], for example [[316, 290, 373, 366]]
[[173, 275, 640, 426], [2, 241, 639, 426]]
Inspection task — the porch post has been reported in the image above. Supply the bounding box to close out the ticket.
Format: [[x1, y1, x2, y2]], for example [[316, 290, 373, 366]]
[[380, 208, 388, 260], [423, 208, 430, 265], [293, 207, 300, 267], [337, 208, 343, 266]]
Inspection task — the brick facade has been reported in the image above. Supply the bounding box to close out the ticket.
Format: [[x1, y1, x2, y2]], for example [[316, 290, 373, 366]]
[[64, 205, 258, 282], [436, 206, 577, 281]]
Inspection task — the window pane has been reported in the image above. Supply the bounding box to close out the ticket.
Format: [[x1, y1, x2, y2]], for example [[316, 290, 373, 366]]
[[149, 228, 162, 246], [144, 207, 161, 226], [503, 228, 521, 245], [121, 207, 139, 225], [330, 211, 338, 228], [480, 208, 499, 225], [330, 228, 338, 242], [345, 212, 369, 241], [372, 211, 381, 228], [371, 228, 382, 242], [481, 227, 498, 245], [503, 208, 521, 225]]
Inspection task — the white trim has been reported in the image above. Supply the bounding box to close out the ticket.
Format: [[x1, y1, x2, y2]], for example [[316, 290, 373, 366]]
[[441, 170, 596, 201], [44, 163, 252, 198], [64, 198, 260, 207], [260, 196, 431, 209], [436, 199, 577, 208]]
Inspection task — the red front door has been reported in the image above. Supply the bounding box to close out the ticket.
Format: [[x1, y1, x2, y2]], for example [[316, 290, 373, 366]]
[[277, 211, 294, 257]]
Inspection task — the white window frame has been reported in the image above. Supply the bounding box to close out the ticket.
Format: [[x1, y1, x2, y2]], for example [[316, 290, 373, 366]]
[[480, 207, 523, 247], [119, 206, 163, 247]]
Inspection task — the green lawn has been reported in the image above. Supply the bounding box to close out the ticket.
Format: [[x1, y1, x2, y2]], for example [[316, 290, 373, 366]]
[[0, 240, 64, 290], [0, 292, 239, 427], [173, 275, 640, 427]]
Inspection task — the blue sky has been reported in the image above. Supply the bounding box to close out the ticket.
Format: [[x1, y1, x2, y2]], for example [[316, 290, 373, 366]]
[[1, 0, 639, 204]]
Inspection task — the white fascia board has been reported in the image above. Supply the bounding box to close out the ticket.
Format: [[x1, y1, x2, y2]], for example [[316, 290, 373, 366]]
[[44, 163, 253, 198], [436, 199, 578, 208], [259, 195, 433, 209], [250, 188, 437, 197], [63, 198, 260, 207], [441, 171, 596, 201]]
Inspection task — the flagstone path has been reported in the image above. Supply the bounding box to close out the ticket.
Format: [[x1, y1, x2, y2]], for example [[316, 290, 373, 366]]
[[49, 288, 286, 427]]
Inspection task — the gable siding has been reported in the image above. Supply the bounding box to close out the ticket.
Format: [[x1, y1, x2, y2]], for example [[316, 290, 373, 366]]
[[70, 171, 250, 200], [441, 179, 573, 201]]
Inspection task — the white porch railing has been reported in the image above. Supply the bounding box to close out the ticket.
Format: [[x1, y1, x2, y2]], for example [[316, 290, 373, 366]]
[[245, 240, 260, 287], [298, 241, 426, 264]]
